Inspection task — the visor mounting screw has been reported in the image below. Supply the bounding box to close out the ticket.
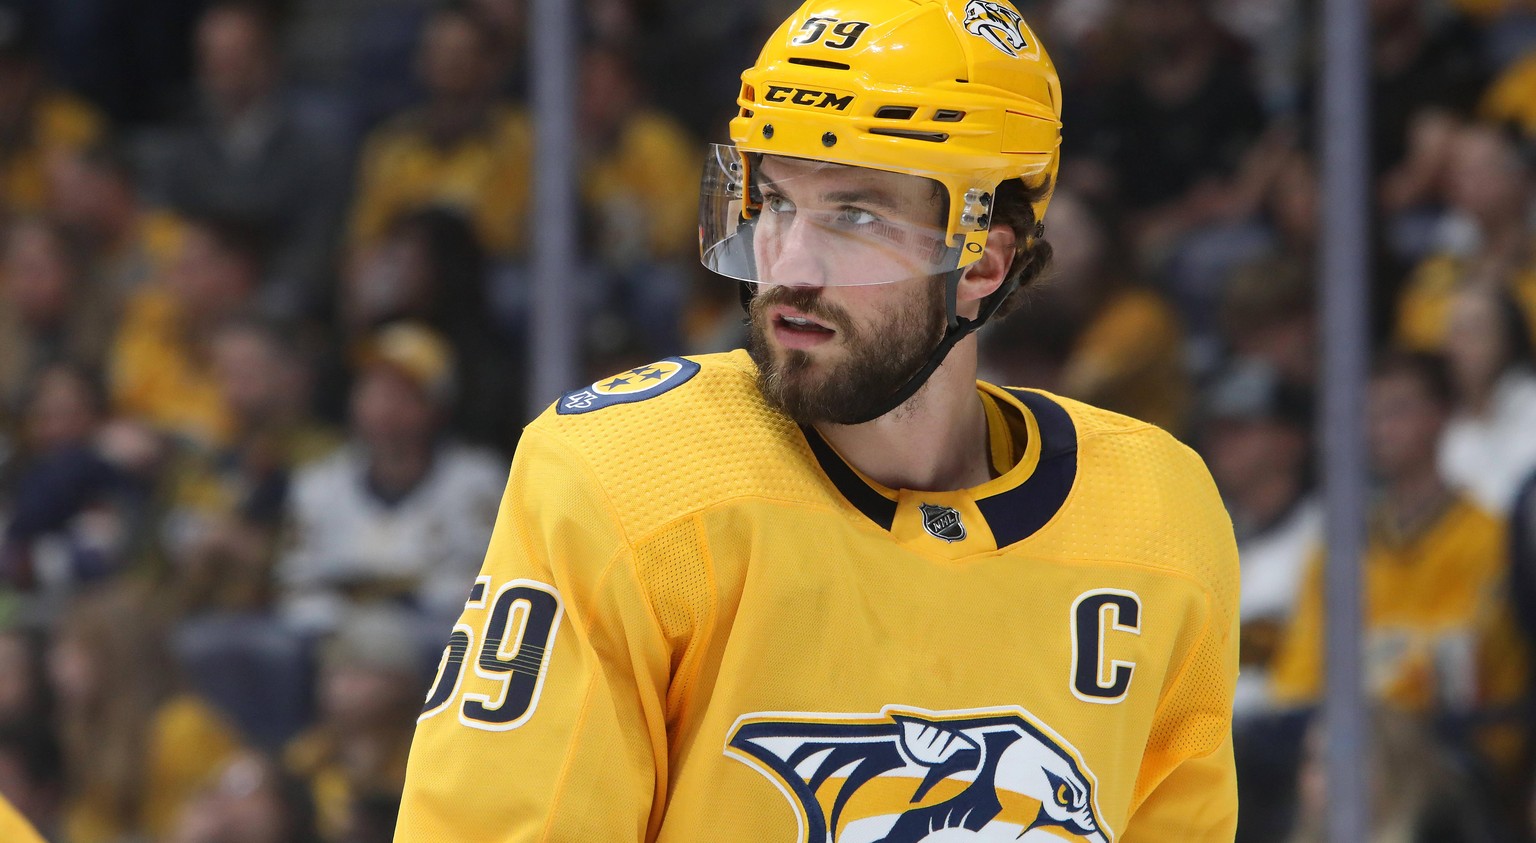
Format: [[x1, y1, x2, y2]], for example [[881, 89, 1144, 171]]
[[977, 214, 990, 228], [960, 213, 976, 226], [763, 125, 775, 139], [821, 132, 837, 147], [980, 192, 992, 207]]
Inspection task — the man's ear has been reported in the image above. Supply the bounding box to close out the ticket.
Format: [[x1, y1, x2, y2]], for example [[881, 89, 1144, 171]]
[[956, 226, 1017, 312]]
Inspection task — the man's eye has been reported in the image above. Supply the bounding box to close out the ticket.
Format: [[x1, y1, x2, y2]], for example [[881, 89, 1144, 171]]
[[764, 195, 795, 214], [837, 207, 879, 226]]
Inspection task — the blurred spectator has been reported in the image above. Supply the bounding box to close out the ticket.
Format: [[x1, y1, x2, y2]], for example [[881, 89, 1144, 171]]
[[144, 0, 350, 318], [284, 605, 423, 842], [0, 721, 62, 842], [0, 365, 153, 593], [1285, 707, 1501, 843], [0, 7, 105, 217], [49, 584, 243, 843], [1438, 285, 1536, 515], [680, 260, 748, 355], [1270, 352, 1525, 726], [1367, 0, 1487, 182], [1068, 0, 1266, 263], [1481, 49, 1536, 136], [0, 218, 120, 419], [1219, 255, 1317, 390], [578, 42, 697, 268], [574, 42, 699, 355], [348, 3, 533, 258], [339, 209, 522, 451], [168, 751, 321, 843], [163, 319, 340, 613], [281, 0, 439, 131], [1202, 361, 1318, 717], [1212, 359, 1317, 838], [278, 323, 506, 633], [1396, 123, 1536, 352], [984, 191, 1189, 433], [109, 214, 264, 449], [467, 0, 526, 96], [45, 142, 185, 293]]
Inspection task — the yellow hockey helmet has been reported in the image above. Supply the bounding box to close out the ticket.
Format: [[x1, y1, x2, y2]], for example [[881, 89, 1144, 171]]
[[721, 0, 1061, 273]]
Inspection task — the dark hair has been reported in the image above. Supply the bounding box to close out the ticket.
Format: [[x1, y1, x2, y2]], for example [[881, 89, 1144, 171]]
[[1371, 349, 1455, 408], [431, 1, 501, 53], [384, 207, 489, 333], [201, 0, 285, 39], [183, 214, 270, 276], [988, 177, 1055, 321]]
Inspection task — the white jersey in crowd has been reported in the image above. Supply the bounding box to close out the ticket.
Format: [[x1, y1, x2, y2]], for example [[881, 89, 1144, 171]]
[[1439, 369, 1536, 516], [279, 440, 508, 632], [1233, 495, 1323, 716]]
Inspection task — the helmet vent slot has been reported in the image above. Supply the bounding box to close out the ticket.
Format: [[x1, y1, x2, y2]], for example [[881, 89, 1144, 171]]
[[868, 128, 950, 143], [787, 57, 851, 70], [933, 109, 966, 122], [874, 106, 917, 120]]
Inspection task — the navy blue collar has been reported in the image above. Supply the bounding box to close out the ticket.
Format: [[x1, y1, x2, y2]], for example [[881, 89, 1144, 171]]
[[802, 388, 1078, 548]]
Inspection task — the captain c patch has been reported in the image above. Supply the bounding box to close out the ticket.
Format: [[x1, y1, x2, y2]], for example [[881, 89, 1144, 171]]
[[557, 357, 701, 415]]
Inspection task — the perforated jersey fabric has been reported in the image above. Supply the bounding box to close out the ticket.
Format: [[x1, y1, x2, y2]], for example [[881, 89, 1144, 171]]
[[396, 350, 1240, 842]]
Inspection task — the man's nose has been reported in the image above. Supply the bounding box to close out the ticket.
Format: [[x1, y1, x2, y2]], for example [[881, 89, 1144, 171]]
[[761, 215, 830, 288]]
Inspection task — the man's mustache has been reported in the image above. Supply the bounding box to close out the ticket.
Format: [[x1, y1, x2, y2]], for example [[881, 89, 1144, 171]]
[[751, 286, 850, 333]]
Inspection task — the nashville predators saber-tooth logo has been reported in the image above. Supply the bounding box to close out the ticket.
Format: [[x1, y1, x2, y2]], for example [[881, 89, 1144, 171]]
[[726, 706, 1112, 842], [962, 0, 1029, 58]]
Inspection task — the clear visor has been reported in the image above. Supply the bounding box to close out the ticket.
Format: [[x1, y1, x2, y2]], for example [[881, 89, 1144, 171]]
[[699, 143, 970, 287]]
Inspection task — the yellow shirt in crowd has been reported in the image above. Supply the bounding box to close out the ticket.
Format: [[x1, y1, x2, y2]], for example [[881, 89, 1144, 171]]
[[1060, 288, 1190, 437], [1270, 495, 1525, 714], [581, 111, 702, 262], [286, 727, 412, 842], [1395, 254, 1536, 352], [1, 92, 104, 215], [65, 695, 242, 843], [108, 287, 233, 447], [349, 106, 534, 256]]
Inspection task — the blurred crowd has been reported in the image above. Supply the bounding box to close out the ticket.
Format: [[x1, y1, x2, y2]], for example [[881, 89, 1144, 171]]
[[0, 0, 1534, 840]]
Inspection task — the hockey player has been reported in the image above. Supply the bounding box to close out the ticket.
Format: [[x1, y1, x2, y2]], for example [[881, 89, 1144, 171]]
[[396, 1, 1240, 840]]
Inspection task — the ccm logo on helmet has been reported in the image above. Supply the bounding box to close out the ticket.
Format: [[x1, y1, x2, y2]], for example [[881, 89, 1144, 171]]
[[764, 85, 854, 111]]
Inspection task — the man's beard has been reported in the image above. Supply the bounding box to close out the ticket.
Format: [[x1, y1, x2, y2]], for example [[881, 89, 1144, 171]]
[[746, 280, 947, 425]]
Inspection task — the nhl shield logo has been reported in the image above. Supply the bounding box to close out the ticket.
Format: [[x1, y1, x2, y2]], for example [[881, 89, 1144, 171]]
[[919, 503, 966, 543]]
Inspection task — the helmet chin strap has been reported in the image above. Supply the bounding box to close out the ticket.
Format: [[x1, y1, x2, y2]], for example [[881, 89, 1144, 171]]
[[839, 267, 1017, 425]]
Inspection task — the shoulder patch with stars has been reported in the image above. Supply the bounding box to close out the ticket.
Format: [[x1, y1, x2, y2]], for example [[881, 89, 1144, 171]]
[[557, 357, 702, 415]]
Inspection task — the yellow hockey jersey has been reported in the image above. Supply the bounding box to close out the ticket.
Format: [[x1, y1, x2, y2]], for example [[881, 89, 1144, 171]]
[[396, 350, 1240, 842]]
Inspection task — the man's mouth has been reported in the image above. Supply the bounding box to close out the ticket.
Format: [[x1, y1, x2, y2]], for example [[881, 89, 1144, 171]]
[[769, 306, 838, 349], [777, 314, 834, 333]]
